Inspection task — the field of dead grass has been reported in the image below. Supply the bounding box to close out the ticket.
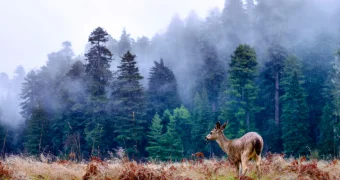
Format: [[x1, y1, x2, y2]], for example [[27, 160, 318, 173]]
[[0, 153, 340, 180]]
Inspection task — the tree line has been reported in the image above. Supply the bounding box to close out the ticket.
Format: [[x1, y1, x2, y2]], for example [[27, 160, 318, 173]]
[[0, 0, 340, 160]]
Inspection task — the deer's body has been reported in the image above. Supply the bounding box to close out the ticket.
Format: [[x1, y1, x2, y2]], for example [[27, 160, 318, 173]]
[[206, 122, 263, 179], [191, 152, 205, 159], [68, 152, 76, 161]]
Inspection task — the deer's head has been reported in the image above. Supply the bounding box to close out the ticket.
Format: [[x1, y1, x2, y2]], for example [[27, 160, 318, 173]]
[[205, 121, 227, 140]]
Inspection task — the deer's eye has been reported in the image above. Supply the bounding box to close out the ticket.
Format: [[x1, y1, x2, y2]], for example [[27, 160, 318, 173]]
[[210, 132, 212, 134]]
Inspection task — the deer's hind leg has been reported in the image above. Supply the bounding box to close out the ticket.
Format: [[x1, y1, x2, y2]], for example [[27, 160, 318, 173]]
[[234, 161, 241, 178], [241, 154, 249, 177], [255, 155, 261, 179]]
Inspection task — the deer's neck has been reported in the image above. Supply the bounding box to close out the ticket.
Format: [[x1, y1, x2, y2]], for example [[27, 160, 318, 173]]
[[216, 133, 231, 153]]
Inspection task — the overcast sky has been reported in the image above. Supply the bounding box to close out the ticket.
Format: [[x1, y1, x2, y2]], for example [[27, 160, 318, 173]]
[[0, 0, 225, 77]]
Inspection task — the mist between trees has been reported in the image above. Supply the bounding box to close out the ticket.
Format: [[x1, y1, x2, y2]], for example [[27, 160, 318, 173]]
[[0, 0, 340, 160]]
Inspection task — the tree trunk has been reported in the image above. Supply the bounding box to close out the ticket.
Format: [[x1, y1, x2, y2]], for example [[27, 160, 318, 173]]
[[275, 71, 280, 125]]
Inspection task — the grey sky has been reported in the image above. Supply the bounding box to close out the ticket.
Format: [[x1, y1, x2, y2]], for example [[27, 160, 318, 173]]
[[0, 0, 224, 77]]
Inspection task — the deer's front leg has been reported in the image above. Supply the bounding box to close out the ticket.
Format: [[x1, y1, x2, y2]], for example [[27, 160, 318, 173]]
[[235, 161, 241, 178]]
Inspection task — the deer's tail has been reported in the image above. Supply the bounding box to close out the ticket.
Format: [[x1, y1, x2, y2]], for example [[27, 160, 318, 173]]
[[254, 138, 262, 156]]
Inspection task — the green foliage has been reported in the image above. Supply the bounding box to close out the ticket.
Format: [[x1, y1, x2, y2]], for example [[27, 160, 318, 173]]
[[281, 57, 311, 157], [196, 42, 226, 110], [162, 110, 184, 160], [256, 44, 288, 152], [20, 71, 40, 120], [56, 60, 87, 156], [170, 105, 192, 156], [147, 59, 181, 116], [146, 107, 191, 161], [24, 107, 50, 155], [85, 122, 104, 156], [318, 102, 336, 157], [220, 44, 259, 138], [146, 113, 165, 160], [85, 27, 113, 98], [84, 27, 113, 156], [112, 51, 147, 159], [191, 89, 213, 155], [300, 35, 335, 147], [329, 49, 340, 156], [13, 1, 340, 160]]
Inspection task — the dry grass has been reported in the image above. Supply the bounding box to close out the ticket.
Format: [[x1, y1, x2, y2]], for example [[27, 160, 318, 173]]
[[0, 154, 339, 180]]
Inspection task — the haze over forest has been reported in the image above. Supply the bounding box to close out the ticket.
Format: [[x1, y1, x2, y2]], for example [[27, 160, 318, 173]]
[[1, 0, 340, 160]]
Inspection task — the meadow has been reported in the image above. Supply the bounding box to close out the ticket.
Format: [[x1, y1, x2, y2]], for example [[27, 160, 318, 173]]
[[1, 153, 339, 180]]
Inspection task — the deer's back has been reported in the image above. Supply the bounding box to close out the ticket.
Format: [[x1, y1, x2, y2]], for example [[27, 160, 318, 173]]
[[228, 132, 263, 162]]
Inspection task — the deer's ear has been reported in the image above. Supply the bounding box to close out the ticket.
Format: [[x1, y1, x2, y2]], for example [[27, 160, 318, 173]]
[[215, 121, 221, 129], [221, 123, 227, 130]]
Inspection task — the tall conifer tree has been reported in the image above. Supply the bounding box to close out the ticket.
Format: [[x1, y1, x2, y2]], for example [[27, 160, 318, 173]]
[[220, 44, 259, 138], [146, 113, 166, 160], [84, 27, 113, 155], [162, 111, 183, 160], [196, 42, 226, 111], [112, 51, 146, 158], [191, 88, 213, 155], [147, 59, 181, 116], [281, 56, 311, 157]]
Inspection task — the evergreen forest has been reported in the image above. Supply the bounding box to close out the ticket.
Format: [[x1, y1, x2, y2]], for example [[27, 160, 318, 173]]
[[1, 0, 340, 161]]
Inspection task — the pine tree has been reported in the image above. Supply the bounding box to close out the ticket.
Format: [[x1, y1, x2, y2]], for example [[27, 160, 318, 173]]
[[318, 102, 336, 157], [85, 27, 113, 98], [191, 88, 213, 155], [134, 36, 150, 57], [147, 59, 181, 116], [325, 47, 340, 157], [161, 109, 172, 134], [162, 112, 183, 161], [196, 42, 226, 111], [20, 71, 41, 120], [112, 51, 146, 158], [146, 113, 165, 160], [301, 35, 335, 149], [84, 27, 113, 155], [268, 45, 288, 126], [256, 45, 287, 153], [57, 60, 87, 157], [46, 41, 74, 79], [170, 105, 192, 156], [24, 107, 50, 155], [220, 44, 259, 138], [281, 56, 311, 157], [84, 122, 104, 156], [118, 29, 132, 56]]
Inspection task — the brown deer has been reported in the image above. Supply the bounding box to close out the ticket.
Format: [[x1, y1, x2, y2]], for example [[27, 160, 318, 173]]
[[191, 152, 205, 164], [206, 122, 263, 179], [191, 152, 204, 159], [68, 152, 76, 161]]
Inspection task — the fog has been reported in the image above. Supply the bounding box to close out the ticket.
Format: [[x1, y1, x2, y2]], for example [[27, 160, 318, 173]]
[[0, 0, 224, 77], [0, 0, 340, 128]]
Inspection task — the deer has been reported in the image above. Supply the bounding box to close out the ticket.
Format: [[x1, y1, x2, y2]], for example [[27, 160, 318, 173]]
[[206, 121, 263, 179], [191, 152, 204, 159], [191, 152, 205, 164], [68, 151, 76, 162]]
